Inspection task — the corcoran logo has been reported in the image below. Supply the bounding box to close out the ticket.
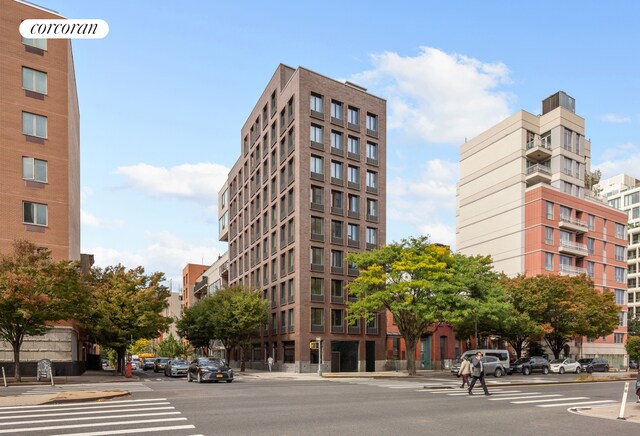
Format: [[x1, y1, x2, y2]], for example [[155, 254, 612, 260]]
[[19, 19, 109, 39]]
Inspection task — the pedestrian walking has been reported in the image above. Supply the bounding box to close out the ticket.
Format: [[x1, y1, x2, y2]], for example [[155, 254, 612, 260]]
[[267, 356, 274, 372], [458, 356, 472, 389], [468, 351, 491, 396]]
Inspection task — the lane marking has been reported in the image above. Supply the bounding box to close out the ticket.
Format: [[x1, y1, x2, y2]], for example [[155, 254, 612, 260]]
[[489, 394, 562, 401], [0, 398, 167, 411], [538, 400, 616, 408], [511, 396, 588, 404], [0, 411, 181, 426], [0, 417, 187, 434], [61, 425, 196, 436], [0, 406, 174, 420]]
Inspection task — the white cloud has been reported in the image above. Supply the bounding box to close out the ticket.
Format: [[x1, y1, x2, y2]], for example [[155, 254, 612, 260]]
[[81, 209, 124, 229], [600, 113, 631, 123], [81, 187, 94, 202], [86, 231, 224, 290], [115, 162, 229, 205], [387, 159, 458, 247], [593, 142, 640, 180], [352, 47, 514, 144]]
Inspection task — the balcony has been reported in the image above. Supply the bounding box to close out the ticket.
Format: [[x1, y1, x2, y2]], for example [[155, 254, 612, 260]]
[[525, 164, 552, 185], [219, 261, 229, 278], [193, 277, 208, 299], [559, 264, 587, 276], [558, 215, 589, 234], [558, 239, 589, 257]]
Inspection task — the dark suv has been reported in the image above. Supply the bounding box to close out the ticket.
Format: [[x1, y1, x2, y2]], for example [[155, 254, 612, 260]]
[[507, 356, 550, 375], [578, 357, 609, 373]]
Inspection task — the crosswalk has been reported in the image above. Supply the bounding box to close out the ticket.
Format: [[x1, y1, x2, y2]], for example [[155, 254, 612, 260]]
[[21, 382, 152, 395], [0, 397, 201, 435], [328, 376, 558, 390], [425, 388, 616, 409]]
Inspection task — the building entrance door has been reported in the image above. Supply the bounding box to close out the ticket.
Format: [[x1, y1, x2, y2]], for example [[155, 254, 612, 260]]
[[365, 341, 375, 372], [420, 336, 432, 370]]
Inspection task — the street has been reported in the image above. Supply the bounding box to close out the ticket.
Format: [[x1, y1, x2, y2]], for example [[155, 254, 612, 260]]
[[1, 370, 639, 435]]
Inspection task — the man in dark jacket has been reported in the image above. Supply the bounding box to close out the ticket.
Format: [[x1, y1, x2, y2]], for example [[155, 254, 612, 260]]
[[468, 351, 491, 396]]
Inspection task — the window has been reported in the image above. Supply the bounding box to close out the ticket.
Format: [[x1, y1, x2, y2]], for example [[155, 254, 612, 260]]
[[331, 220, 343, 240], [331, 131, 343, 150], [366, 227, 377, 246], [331, 161, 343, 180], [348, 195, 359, 213], [614, 333, 624, 344], [348, 106, 359, 125], [288, 279, 294, 302], [310, 124, 323, 144], [366, 113, 378, 132], [331, 250, 344, 268], [348, 223, 359, 242], [625, 192, 640, 207], [367, 199, 377, 218], [22, 157, 47, 183], [310, 155, 324, 175], [366, 171, 378, 189], [546, 201, 554, 220], [609, 198, 621, 209], [22, 112, 47, 138], [331, 191, 343, 209], [615, 245, 625, 262], [331, 100, 343, 120], [311, 308, 324, 329], [588, 214, 595, 231], [332, 309, 344, 331], [587, 261, 594, 277], [22, 37, 47, 50], [615, 267, 625, 283], [331, 280, 343, 299], [310, 93, 323, 113], [587, 238, 595, 254], [545, 252, 553, 271], [366, 142, 378, 161], [560, 206, 572, 221], [310, 247, 324, 266], [310, 186, 324, 207], [288, 308, 294, 330], [616, 223, 626, 239], [615, 289, 625, 305], [311, 216, 324, 238], [348, 166, 359, 184], [563, 128, 573, 151], [618, 311, 626, 327], [23, 201, 47, 226], [545, 227, 553, 245], [22, 67, 47, 94], [287, 249, 294, 271], [348, 136, 360, 155]]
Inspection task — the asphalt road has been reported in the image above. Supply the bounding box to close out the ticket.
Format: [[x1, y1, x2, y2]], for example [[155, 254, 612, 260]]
[[3, 370, 639, 435]]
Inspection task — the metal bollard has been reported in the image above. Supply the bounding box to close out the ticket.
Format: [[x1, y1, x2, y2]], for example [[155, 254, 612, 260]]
[[618, 382, 629, 420], [1, 367, 6, 387], [49, 367, 55, 386]]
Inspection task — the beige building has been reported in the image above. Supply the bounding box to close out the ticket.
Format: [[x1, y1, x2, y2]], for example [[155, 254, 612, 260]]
[[193, 252, 229, 302], [221, 64, 387, 372], [0, 0, 91, 375], [457, 92, 628, 365]]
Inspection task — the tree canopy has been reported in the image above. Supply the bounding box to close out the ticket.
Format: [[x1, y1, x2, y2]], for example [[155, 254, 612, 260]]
[[0, 240, 88, 381], [85, 264, 170, 373], [626, 336, 640, 364], [155, 333, 189, 358]]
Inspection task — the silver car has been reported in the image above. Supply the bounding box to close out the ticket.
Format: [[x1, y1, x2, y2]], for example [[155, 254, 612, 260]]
[[451, 356, 506, 378], [164, 359, 189, 377]]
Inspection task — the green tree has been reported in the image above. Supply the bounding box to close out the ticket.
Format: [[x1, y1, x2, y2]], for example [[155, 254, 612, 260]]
[[209, 286, 269, 370], [85, 265, 170, 373], [176, 297, 217, 352], [627, 317, 640, 336], [347, 236, 497, 375], [0, 240, 88, 382], [129, 338, 153, 355], [156, 333, 189, 358], [508, 274, 619, 359], [626, 336, 640, 363]]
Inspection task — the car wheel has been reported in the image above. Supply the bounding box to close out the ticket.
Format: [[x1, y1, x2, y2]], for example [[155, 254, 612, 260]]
[[197, 372, 202, 383], [523, 367, 531, 376], [187, 372, 192, 382], [226, 379, 233, 383], [605, 365, 609, 372], [587, 367, 593, 374], [494, 368, 503, 377], [559, 367, 565, 374], [542, 367, 549, 375], [576, 367, 581, 374]]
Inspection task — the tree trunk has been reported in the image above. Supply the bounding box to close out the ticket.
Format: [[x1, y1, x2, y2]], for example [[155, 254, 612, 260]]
[[405, 338, 417, 376], [225, 346, 232, 367], [12, 342, 21, 383], [240, 347, 246, 372], [115, 347, 125, 375]]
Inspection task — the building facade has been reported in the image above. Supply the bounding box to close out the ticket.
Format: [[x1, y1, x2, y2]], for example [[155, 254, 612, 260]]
[[0, 0, 90, 375], [220, 64, 387, 372], [181, 263, 209, 309], [192, 252, 229, 303], [599, 174, 640, 323], [457, 92, 628, 366]]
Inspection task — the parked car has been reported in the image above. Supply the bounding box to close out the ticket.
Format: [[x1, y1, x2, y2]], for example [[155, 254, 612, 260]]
[[165, 359, 189, 377], [153, 357, 171, 373], [142, 358, 155, 371], [187, 357, 234, 383], [450, 355, 506, 377], [130, 361, 138, 371], [578, 357, 609, 373], [629, 360, 638, 370], [507, 356, 550, 375], [549, 358, 581, 374]]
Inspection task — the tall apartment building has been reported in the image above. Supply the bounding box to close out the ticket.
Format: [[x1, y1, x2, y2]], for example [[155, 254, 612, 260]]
[[181, 263, 208, 309], [599, 174, 640, 322], [220, 64, 386, 372], [0, 0, 89, 375], [457, 92, 628, 366]]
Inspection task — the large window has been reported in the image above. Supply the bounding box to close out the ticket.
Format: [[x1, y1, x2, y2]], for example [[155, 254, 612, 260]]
[[366, 113, 378, 132], [331, 250, 344, 268], [348, 166, 359, 184], [23, 201, 47, 226], [366, 171, 378, 189], [311, 277, 324, 298], [22, 112, 47, 138], [615, 267, 625, 283], [616, 223, 626, 239], [367, 199, 377, 218], [545, 227, 553, 245], [331, 100, 343, 120], [310, 155, 324, 175], [545, 252, 553, 271], [348, 223, 359, 242], [311, 216, 324, 238], [546, 201, 554, 220], [22, 157, 47, 183], [310, 247, 324, 266], [331, 131, 343, 150], [331, 161, 344, 180], [366, 227, 377, 246], [348, 195, 359, 213], [310, 93, 323, 113], [615, 245, 625, 262], [331, 220, 343, 240], [331, 191, 343, 209], [310, 186, 324, 207], [22, 37, 47, 50], [366, 142, 378, 161], [22, 67, 47, 94], [348, 136, 359, 155], [348, 106, 359, 125], [331, 280, 343, 299], [310, 124, 323, 144], [311, 308, 324, 330]]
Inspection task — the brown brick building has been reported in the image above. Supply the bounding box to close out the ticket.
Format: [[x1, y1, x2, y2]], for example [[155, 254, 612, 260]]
[[0, 0, 87, 375], [221, 64, 387, 372]]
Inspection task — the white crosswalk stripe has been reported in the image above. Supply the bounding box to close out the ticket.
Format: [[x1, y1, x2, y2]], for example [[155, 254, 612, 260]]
[[0, 397, 197, 435], [21, 382, 152, 395]]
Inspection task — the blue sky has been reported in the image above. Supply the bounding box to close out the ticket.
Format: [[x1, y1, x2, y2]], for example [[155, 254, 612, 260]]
[[37, 0, 640, 287]]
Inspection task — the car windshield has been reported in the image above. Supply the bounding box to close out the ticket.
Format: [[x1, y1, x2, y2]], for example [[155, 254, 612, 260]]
[[550, 359, 564, 364], [172, 360, 187, 365], [513, 358, 528, 365], [159, 358, 169, 363], [578, 358, 593, 364]]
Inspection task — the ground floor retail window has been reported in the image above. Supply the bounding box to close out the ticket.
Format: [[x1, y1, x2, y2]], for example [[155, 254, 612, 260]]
[[283, 341, 295, 363]]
